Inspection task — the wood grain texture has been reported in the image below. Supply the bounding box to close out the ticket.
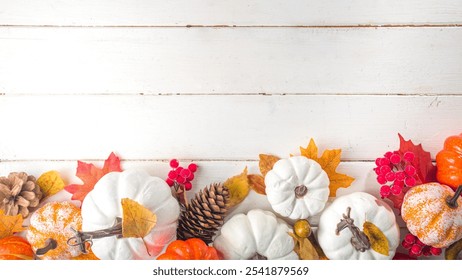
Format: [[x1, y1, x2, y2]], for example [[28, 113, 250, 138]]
[[1, 27, 461, 95], [0, 95, 459, 161], [0, 0, 461, 26]]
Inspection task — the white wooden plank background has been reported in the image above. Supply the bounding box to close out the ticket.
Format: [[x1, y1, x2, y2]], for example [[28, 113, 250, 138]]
[[1, 1, 461, 260], [0, 0, 461, 26], [1, 27, 461, 94]]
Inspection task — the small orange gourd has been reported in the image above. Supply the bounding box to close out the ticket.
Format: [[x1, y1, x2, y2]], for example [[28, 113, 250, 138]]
[[157, 238, 220, 260], [26, 201, 83, 260], [401, 183, 462, 248], [0, 236, 35, 260], [436, 133, 462, 190]]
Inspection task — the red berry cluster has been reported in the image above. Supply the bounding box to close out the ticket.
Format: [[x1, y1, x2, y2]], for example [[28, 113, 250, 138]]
[[401, 233, 442, 258], [166, 159, 198, 191], [374, 151, 417, 198]]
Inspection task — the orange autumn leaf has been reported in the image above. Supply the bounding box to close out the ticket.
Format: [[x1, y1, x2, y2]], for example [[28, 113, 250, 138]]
[[224, 167, 250, 207], [121, 198, 157, 239], [300, 139, 354, 197], [0, 210, 25, 239], [37, 170, 65, 198], [64, 152, 122, 203], [259, 154, 280, 177], [248, 174, 266, 195]]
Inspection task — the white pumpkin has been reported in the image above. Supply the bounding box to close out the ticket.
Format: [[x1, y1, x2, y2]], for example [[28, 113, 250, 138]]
[[81, 170, 180, 260], [213, 209, 299, 260], [317, 192, 400, 260], [265, 156, 329, 220]]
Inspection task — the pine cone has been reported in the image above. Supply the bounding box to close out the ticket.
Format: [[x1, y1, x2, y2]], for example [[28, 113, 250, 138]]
[[177, 183, 229, 244], [0, 172, 42, 218]]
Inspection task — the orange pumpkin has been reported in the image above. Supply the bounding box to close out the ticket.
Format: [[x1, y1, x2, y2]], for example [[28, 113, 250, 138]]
[[401, 183, 462, 248], [436, 133, 462, 190], [0, 236, 34, 260], [26, 201, 83, 260], [157, 238, 220, 260]]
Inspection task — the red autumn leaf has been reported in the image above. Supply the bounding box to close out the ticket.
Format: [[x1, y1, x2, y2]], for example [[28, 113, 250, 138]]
[[398, 134, 436, 184], [64, 152, 122, 203]]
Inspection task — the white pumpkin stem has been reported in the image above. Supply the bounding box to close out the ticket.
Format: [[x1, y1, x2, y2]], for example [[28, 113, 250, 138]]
[[67, 217, 123, 254], [335, 207, 371, 252], [295, 185, 308, 198], [447, 186, 462, 209]]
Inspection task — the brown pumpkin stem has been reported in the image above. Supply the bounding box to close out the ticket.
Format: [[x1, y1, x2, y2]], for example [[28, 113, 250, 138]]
[[35, 238, 58, 256], [67, 217, 123, 254], [335, 207, 371, 252], [295, 185, 308, 198], [446, 186, 462, 209], [250, 253, 268, 260]]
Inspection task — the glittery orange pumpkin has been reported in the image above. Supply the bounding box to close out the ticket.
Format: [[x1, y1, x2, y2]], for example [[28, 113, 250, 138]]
[[401, 183, 462, 248], [26, 201, 83, 260]]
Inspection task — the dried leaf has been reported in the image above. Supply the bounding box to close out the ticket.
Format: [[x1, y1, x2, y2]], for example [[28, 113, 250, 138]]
[[248, 174, 266, 195], [224, 167, 250, 207], [37, 170, 65, 198], [0, 210, 25, 239], [121, 198, 157, 239], [259, 154, 280, 177], [288, 232, 319, 260], [300, 139, 355, 197], [363, 221, 389, 256], [398, 133, 436, 184], [64, 152, 122, 203]]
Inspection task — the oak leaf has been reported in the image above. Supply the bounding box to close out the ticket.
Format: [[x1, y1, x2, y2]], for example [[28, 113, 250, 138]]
[[288, 232, 319, 260], [363, 221, 389, 256], [121, 198, 157, 239], [259, 154, 280, 177], [224, 167, 250, 207], [37, 170, 65, 198], [300, 139, 354, 197], [398, 133, 436, 184], [64, 152, 122, 203], [247, 174, 266, 195], [0, 210, 25, 239]]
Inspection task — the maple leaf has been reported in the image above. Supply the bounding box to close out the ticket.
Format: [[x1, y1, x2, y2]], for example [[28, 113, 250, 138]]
[[398, 133, 436, 184], [363, 221, 389, 256], [248, 174, 266, 195], [224, 167, 250, 207], [288, 232, 319, 260], [0, 210, 25, 239], [64, 152, 122, 203], [259, 154, 280, 177], [300, 139, 355, 197], [37, 170, 65, 198]]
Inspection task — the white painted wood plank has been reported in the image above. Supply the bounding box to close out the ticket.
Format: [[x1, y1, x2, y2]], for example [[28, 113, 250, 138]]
[[0, 0, 461, 26], [1, 27, 461, 95], [0, 95, 459, 160]]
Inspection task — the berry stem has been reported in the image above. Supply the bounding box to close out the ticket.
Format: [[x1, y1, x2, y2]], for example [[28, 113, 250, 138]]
[[447, 186, 462, 209]]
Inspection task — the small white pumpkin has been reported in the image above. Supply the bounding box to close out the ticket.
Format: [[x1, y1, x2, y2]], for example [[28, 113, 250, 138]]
[[213, 209, 298, 260], [81, 170, 180, 260], [317, 192, 400, 260], [265, 156, 329, 219]]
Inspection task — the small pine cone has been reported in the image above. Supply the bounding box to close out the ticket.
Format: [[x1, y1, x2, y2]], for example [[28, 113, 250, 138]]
[[177, 183, 229, 244], [0, 172, 43, 218]]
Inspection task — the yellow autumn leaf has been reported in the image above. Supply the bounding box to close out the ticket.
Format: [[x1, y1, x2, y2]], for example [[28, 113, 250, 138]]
[[224, 167, 250, 207], [288, 232, 319, 260], [37, 170, 65, 198], [259, 154, 280, 177], [248, 174, 266, 195], [121, 198, 157, 239], [363, 221, 389, 256], [300, 138, 354, 197], [0, 210, 26, 239]]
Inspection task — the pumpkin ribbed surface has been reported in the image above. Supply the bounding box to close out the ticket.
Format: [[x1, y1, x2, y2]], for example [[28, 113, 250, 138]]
[[402, 183, 462, 248], [0, 236, 34, 260], [27, 201, 82, 260]]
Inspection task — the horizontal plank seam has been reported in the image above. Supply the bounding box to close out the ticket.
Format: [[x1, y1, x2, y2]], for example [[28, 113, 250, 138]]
[[1, 159, 432, 163], [0, 24, 461, 28], [1, 93, 462, 97]]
